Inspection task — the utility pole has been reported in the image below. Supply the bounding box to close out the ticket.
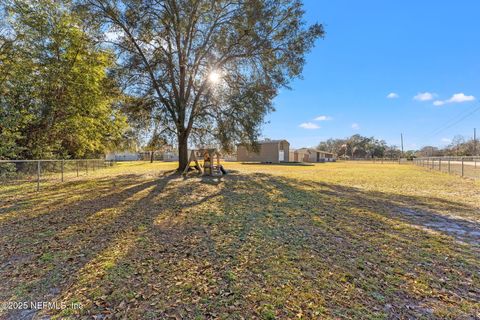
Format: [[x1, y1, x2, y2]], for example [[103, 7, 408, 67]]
[[474, 128, 477, 156], [400, 133, 404, 158]]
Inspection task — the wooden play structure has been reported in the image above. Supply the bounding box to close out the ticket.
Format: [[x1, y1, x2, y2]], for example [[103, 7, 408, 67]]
[[182, 149, 227, 176]]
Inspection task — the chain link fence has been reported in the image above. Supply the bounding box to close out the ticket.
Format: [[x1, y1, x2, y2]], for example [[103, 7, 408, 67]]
[[413, 156, 480, 179], [0, 159, 115, 191]]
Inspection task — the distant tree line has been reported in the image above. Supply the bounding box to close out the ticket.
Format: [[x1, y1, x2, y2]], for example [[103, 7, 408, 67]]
[[318, 134, 479, 159], [416, 135, 479, 157], [317, 134, 403, 159]]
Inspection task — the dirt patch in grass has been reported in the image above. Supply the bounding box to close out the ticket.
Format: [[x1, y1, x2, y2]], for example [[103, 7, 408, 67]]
[[396, 208, 480, 247], [0, 162, 479, 319]]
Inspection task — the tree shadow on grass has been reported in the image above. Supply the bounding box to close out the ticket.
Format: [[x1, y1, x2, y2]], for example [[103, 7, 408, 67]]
[[0, 174, 148, 219], [0, 171, 479, 319], [1, 173, 179, 320], [287, 177, 480, 247], [204, 173, 480, 319]]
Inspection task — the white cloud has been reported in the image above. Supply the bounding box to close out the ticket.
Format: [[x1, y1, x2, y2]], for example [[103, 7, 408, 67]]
[[299, 122, 320, 130], [414, 92, 436, 101], [351, 123, 360, 130], [387, 92, 399, 99], [433, 93, 475, 106], [448, 93, 475, 103], [314, 115, 332, 121], [441, 138, 452, 143]]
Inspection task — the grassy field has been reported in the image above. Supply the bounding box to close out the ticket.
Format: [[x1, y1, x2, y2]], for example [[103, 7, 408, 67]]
[[0, 162, 479, 319]]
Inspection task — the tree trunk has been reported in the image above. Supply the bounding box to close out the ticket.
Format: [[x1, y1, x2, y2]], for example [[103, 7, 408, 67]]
[[150, 151, 154, 163], [178, 135, 189, 172]]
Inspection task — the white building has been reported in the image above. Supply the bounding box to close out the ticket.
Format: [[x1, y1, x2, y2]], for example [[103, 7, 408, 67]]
[[105, 151, 140, 161]]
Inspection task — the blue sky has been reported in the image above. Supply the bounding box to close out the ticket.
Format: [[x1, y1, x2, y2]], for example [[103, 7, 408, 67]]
[[262, 0, 480, 150]]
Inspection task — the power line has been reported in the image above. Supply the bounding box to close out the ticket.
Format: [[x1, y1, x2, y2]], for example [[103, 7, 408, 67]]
[[425, 105, 480, 139], [432, 105, 480, 136], [425, 104, 478, 137]]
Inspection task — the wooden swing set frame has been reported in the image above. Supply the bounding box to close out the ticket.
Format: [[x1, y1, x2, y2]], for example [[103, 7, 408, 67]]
[[182, 148, 224, 176]]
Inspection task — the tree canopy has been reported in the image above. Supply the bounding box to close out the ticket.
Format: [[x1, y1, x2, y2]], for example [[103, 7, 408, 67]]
[[318, 134, 396, 159], [417, 135, 479, 157], [0, 0, 129, 159], [80, 0, 324, 169]]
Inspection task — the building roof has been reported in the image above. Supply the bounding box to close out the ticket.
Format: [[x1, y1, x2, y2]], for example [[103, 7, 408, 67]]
[[257, 139, 289, 144], [295, 148, 334, 155], [237, 139, 289, 146]]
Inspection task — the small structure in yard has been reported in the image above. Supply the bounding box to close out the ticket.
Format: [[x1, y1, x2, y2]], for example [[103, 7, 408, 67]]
[[237, 139, 290, 163], [139, 150, 179, 162], [161, 151, 179, 161], [293, 148, 335, 163], [105, 151, 140, 161], [183, 149, 227, 176]]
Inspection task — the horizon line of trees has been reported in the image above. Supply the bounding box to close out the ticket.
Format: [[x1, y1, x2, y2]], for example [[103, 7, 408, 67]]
[[317, 134, 479, 159], [416, 135, 479, 157], [317, 134, 403, 159]]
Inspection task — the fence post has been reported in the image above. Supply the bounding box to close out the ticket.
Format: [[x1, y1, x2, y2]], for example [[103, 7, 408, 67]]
[[439, 159, 441, 172], [86, 160, 88, 174], [37, 160, 41, 191], [76, 160, 79, 177], [61, 159, 64, 182], [448, 159, 451, 174], [461, 157, 464, 177]]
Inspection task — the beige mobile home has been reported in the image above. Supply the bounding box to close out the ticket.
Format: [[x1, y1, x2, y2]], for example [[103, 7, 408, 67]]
[[293, 148, 335, 162], [237, 140, 290, 163]]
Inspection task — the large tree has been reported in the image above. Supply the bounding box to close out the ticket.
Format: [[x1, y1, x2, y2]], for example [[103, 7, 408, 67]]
[[0, 0, 129, 159], [81, 0, 323, 170]]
